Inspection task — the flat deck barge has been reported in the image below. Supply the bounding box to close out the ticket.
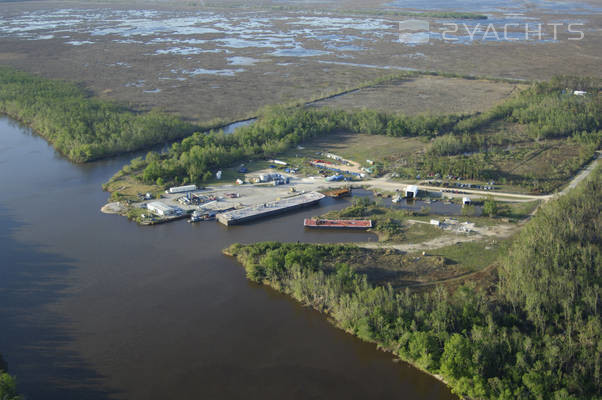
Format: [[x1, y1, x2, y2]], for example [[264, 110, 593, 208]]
[[217, 192, 325, 226], [304, 218, 372, 229]]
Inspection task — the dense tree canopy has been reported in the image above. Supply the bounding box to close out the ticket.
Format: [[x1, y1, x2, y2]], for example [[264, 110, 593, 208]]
[[0, 67, 197, 162]]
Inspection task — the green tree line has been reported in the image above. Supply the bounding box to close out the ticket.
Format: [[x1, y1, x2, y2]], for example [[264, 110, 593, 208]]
[[225, 166, 601, 399], [0, 67, 198, 162], [127, 105, 464, 186]]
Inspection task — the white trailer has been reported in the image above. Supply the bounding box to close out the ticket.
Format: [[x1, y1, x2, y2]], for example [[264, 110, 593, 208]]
[[168, 185, 197, 194]]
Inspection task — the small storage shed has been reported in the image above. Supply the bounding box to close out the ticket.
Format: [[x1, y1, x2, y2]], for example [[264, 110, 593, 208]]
[[405, 185, 419, 199]]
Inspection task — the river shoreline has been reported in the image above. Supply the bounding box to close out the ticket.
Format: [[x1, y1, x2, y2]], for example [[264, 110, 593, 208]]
[[222, 247, 458, 398]]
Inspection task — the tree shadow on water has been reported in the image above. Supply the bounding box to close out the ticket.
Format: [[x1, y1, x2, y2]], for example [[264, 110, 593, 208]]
[[0, 208, 119, 400]]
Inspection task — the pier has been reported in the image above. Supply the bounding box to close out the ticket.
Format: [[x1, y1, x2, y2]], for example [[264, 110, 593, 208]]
[[217, 192, 325, 225]]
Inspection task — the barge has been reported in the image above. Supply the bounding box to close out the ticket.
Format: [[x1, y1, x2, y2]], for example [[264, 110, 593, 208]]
[[217, 192, 325, 226], [303, 218, 372, 229], [323, 187, 351, 198]]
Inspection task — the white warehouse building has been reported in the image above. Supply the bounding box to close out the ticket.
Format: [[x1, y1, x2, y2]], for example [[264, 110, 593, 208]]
[[147, 201, 177, 216]]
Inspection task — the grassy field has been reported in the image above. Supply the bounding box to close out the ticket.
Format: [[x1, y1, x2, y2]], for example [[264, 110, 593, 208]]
[[305, 132, 427, 166], [312, 75, 525, 115], [252, 131, 427, 176], [425, 240, 506, 274], [102, 158, 164, 202]]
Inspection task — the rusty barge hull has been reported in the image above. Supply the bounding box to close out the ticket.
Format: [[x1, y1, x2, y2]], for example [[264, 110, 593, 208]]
[[323, 188, 351, 198], [304, 219, 372, 229]]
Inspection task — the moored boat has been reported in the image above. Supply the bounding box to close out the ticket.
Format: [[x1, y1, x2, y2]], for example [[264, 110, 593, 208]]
[[188, 210, 215, 223]]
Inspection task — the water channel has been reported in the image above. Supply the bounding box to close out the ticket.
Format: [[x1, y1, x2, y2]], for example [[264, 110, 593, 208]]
[[0, 117, 457, 400]]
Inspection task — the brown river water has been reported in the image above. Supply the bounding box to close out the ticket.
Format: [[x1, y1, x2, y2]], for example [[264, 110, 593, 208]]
[[0, 117, 457, 400]]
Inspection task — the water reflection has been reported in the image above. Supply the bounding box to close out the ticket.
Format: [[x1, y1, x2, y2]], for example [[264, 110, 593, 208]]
[[0, 209, 115, 399]]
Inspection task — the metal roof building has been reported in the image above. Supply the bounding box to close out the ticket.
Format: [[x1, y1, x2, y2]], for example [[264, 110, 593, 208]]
[[147, 201, 176, 216]]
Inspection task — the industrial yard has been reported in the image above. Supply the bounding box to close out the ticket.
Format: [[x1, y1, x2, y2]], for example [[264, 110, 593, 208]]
[[102, 128, 595, 227], [101, 153, 596, 227]]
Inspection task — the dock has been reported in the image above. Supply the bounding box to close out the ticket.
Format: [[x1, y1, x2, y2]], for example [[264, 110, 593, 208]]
[[217, 192, 325, 226], [303, 219, 372, 229]]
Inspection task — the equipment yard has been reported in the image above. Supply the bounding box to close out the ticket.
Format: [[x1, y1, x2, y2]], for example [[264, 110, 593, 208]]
[[102, 152, 599, 227]]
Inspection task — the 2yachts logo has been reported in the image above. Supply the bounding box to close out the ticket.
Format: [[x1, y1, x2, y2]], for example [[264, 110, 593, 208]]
[[399, 16, 585, 44]]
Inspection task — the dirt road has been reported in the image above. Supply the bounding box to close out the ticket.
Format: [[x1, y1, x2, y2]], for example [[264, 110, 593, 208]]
[[296, 151, 600, 202]]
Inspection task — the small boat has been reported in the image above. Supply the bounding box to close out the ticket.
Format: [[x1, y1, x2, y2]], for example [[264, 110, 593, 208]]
[[188, 211, 215, 223], [188, 211, 203, 223], [392, 195, 402, 203]]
